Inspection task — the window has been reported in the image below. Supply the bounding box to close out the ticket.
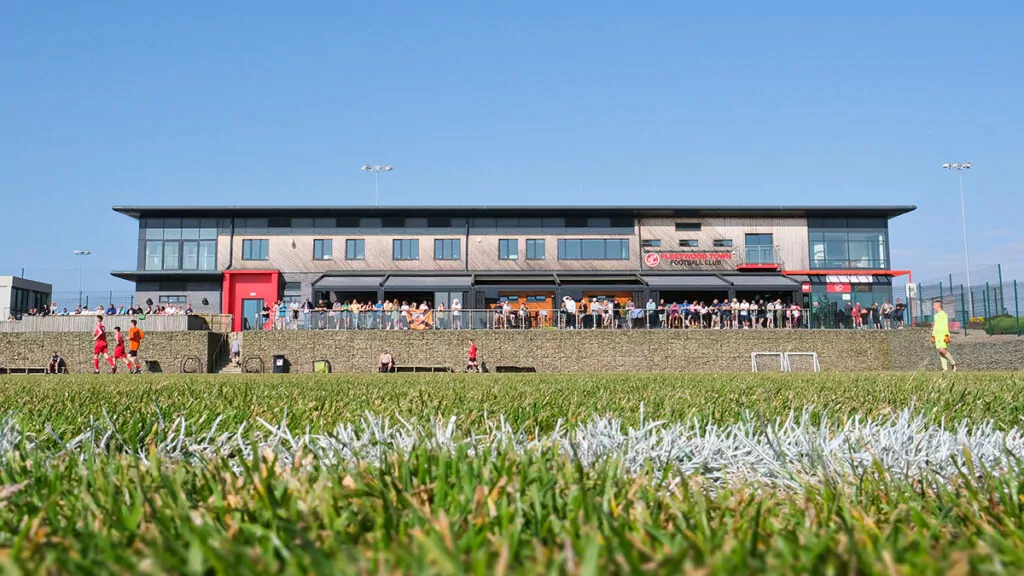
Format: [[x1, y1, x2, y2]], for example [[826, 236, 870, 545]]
[[434, 239, 461, 260], [313, 239, 333, 260], [199, 241, 217, 270], [679, 239, 698, 248], [566, 217, 588, 228], [382, 217, 405, 228], [526, 295, 548, 303], [557, 239, 629, 260], [393, 239, 419, 260], [713, 239, 733, 248], [641, 239, 661, 248], [346, 239, 365, 260], [268, 217, 291, 228], [675, 222, 702, 231], [809, 230, 888, 269], [427, 217, 452, 228], [744, 233, 775, 265], [499, 239, 518, 260], [158, 295, 187, 304], [336, 217, 360, 228], [182, 241, 199, 270], [526, 239, 545, 260], [242, 239, 269, 261], [145, 241, 163, 270], [162, 242, 180, 269], [406, 217, 428, 228]]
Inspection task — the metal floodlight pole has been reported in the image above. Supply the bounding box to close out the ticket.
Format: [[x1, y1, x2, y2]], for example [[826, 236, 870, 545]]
[[73, 249, 92, 307], [942, 162, 974, 317], [361, 164, 394, 207]]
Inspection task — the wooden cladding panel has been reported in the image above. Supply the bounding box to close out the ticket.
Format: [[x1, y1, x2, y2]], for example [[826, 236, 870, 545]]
[[638, 217, 809, 270]]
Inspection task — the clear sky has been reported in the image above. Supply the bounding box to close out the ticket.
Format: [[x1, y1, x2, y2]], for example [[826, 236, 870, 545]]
[[2, 1, 1021, 295]]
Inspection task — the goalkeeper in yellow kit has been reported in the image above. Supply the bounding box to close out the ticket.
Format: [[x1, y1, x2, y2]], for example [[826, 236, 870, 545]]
[[931, 300, 958, 372]]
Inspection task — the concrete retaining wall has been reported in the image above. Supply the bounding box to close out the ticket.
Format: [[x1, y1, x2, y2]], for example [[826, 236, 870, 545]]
[[2, 329, 1018, 374], [236, 329, 1018, 373], [0, 332, 226, 373]]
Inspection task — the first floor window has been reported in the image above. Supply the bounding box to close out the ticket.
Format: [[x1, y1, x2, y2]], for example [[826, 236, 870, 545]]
[[242, 239, 270, 261], [182, 241, 199, 270], [745, 233, 774, 265], [434, 239, 461, 260], [557, 239, 629, 260], [313, 239, 333, 260], [679, 239, 698, 248], [641, 239, 661, 248], [145, 241, 163, 270], [498, 239, 518, 260], [346, 239, 365, 260], [713, 239, 733, 248], [526, 239, 545, 260], [199, 241, 217, 270], [163, 242, 180, 269], [393, 239, 419, 260]]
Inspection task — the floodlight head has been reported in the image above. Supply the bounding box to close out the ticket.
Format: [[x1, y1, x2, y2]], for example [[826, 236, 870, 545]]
[[373, 165, 382, 171], [361, 165, 371, 171], [952, 163, 962, 169], [963, 162, 972, 169], [942, 162, 951, 169], [384, 165, 393, 171]]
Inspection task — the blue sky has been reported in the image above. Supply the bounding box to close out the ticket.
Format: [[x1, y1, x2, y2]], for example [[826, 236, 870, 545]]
[[2, 1, 1021, 295]]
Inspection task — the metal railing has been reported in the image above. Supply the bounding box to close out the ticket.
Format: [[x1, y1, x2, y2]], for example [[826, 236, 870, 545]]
[[242, 307, 907, 331], [0, 314, 231, 333]]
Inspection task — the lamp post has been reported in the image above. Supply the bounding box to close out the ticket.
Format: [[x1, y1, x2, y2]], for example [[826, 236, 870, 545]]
[[73, 249, 92, 307], [361, 164, 393, 207], [942, 162, 974, 317]]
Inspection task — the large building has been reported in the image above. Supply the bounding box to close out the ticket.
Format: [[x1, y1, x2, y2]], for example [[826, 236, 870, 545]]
[[112, 205, 914, 331], [0, 276, 52, 320]]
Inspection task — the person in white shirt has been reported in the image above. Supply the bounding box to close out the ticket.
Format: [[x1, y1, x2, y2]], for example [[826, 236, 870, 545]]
[[765, 301, 775, 328], [740, 300, 750, 328], [748, 301, 759, 328], [564, 296, 577, 329], [451, 298, 462, 330]]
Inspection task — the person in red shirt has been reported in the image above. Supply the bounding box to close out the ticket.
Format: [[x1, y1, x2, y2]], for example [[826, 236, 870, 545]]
[[93, 315, 116, 374], [466, 340, 480, 373], [851, 303, 863, 329], [112, 326, 132, 373]]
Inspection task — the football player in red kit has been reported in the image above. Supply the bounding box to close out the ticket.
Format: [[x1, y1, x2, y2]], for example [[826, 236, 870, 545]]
[[112, 326, 132, 372], [93, 315, 116, 374]]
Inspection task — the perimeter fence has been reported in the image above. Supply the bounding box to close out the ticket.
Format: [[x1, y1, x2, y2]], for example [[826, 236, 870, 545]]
[[907, 264, 1021, 336]]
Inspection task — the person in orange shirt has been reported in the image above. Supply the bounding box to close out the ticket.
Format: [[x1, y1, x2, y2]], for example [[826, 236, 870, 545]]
[[127, 319, 145, 374]]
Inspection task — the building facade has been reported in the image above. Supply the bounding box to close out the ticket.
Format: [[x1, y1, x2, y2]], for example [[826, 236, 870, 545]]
[[112, 205, 914, 331], [0, 276, 53, 320]]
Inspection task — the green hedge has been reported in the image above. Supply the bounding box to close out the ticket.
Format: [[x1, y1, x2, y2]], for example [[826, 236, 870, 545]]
[[988, 316, 1024, 335]]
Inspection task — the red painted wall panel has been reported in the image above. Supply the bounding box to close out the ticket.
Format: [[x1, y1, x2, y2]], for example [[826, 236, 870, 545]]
[[222, 270, 280, 331]]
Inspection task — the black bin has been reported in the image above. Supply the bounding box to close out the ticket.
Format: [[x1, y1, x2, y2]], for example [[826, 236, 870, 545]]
[[272, 355, 289, 374]]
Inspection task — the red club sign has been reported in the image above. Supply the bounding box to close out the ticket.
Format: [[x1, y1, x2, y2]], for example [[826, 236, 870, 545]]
[[826, 282, 851, 293], [645, 252, 661, 267]]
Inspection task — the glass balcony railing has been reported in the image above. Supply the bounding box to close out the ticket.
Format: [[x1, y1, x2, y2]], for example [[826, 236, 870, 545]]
[[744, 246, 778, 266]]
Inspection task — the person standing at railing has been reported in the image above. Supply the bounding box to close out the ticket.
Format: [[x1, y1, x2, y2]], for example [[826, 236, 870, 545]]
[[931, 300, 958, 372], [881, 300, 894, 330], [894, 298, 906, 329], [451, 299, 462, 330]]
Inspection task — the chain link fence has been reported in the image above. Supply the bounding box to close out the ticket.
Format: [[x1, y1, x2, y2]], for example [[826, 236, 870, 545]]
[[907, 264, 1021, 336]]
